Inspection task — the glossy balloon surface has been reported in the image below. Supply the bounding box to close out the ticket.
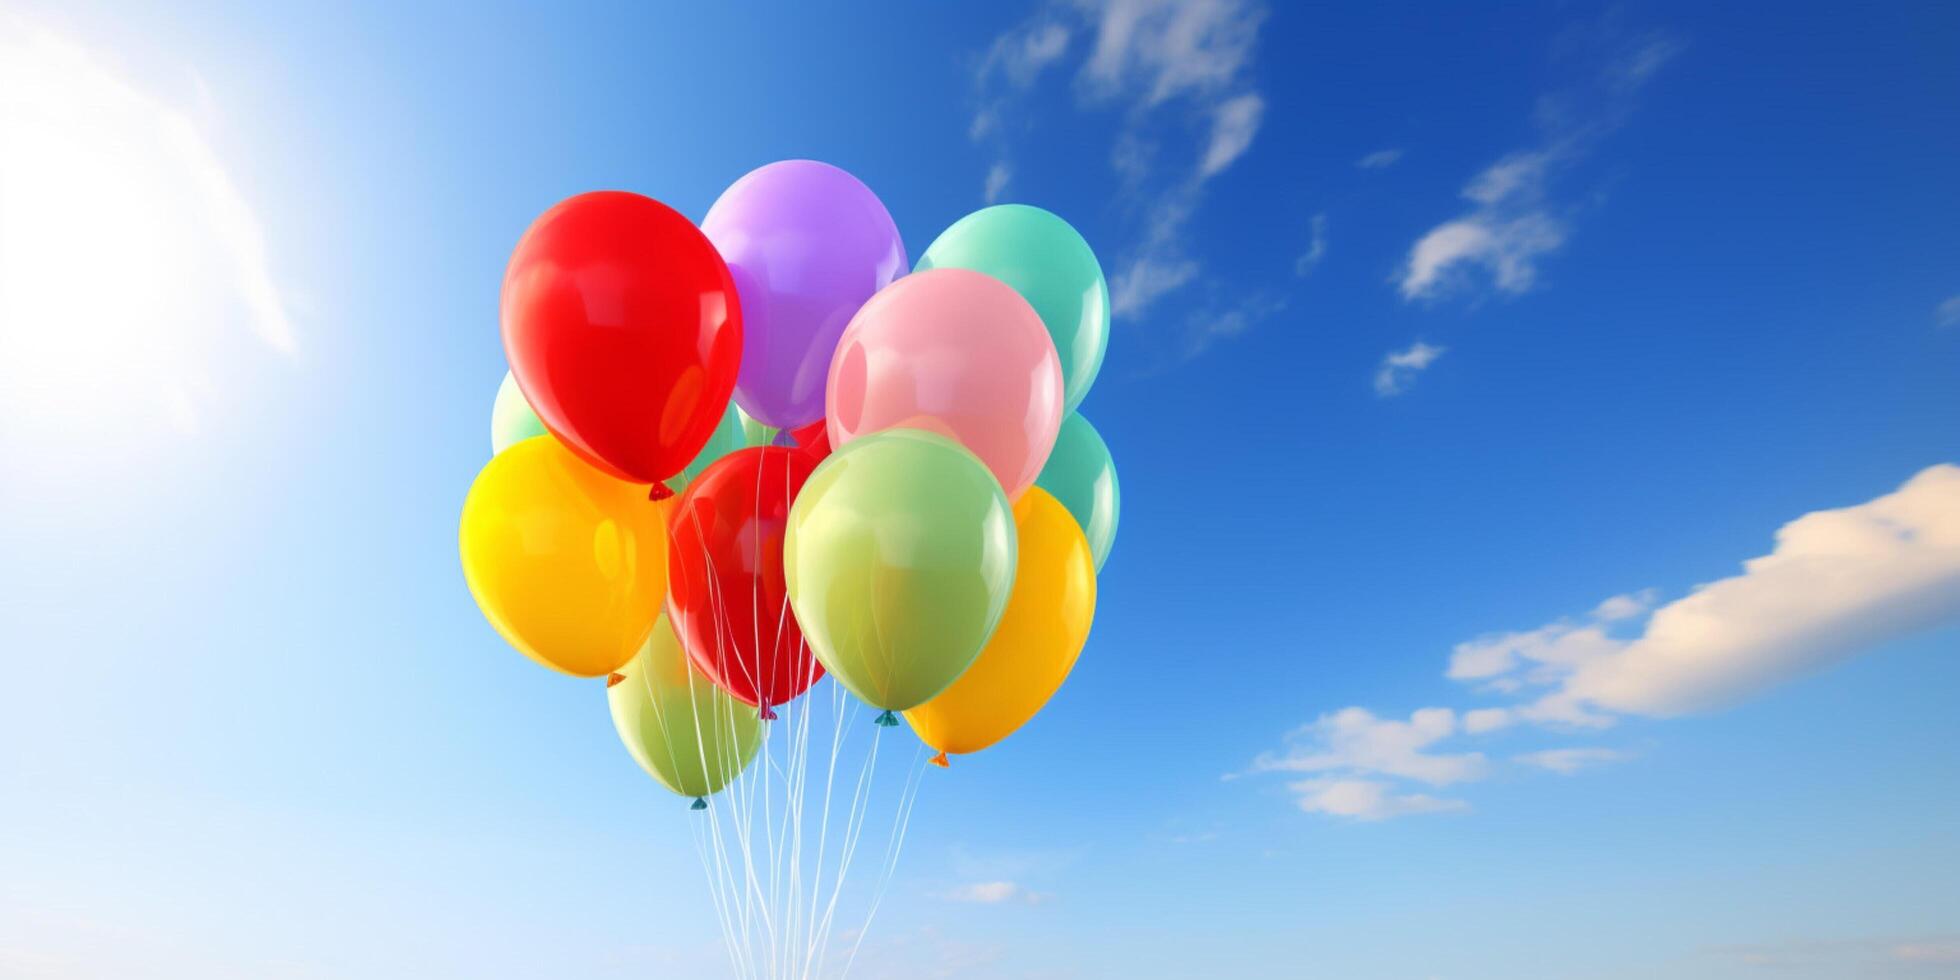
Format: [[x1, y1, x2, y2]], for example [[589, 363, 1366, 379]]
[[608, 614, 763, 800], [490, 371, 547, 455], [1034, 413, 1120, 571], [785, 429, 1016, 711], [826, 268, 1063, 499], [667, 447, 823, 711], [906, 488, 1094, 757], [458, 435, 670, 677], [704, 161, 907, 429], [502, 191, 742, 489], [917, 204, 1109, 413]]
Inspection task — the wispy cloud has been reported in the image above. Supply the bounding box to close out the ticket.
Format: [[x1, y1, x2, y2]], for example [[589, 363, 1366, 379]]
[[942, 881, 1052, 906], [1199, 92, 1264, 177], [972, 0, 1269, 340], [1397, 33, 1680, 302], [984, 162, 1012, 204], [1355, 148, 1403, 170], [1373, 341, 1445, 396], [1288, 777, 1468, 821], [1247, 464, 1960, 819], [1707, 935, 1960, 976], [1513, 747, 1629, 775], [1936, 295, 1960, 327], [1294, 213, 1327, 276]]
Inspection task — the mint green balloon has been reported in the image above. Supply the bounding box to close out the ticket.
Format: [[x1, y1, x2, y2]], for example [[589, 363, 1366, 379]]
[[1035, 413, 1120, 571], [738, 408, 778, 449], [607, 614, 763, 803], [785, 429, 1017, 713], [490, 371, 547, 455], [669, 400, 748, 495], [916, 204, 1110, 412], [494, 369, 744, 493]]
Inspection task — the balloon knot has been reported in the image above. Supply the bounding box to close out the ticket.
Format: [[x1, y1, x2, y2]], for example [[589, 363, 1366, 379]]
[[690, 797, 708, 811], [758, 704, 778, 721], [648, 482, 674, 501], [929, 751, 949, 768], [874, 709, 900, 728], [605, 672, 626, 688]]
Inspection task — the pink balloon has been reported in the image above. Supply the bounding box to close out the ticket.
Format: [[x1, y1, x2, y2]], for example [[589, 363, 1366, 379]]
[[826, 268, 1064, 498]]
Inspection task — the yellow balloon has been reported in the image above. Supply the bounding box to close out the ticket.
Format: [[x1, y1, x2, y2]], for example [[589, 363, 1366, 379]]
[[459, 435, 670, 677], [905, 487, 1095, 760]]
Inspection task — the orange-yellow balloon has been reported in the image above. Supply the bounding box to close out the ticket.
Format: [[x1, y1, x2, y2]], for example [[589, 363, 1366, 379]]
[[905, 487, 1095, 759], [459, 435, 670, 677]]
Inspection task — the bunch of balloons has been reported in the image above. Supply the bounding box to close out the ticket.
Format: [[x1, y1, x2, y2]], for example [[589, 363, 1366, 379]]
[[459, 160, 1122, 812]]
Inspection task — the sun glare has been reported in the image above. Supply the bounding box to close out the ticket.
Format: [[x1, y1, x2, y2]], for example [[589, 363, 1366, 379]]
[[0, 21, 291, 472]]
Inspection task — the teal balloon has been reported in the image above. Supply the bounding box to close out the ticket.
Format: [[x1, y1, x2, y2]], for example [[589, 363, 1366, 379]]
[[917, 204, 1109, 413], [669, 401, 748, 495], [607, 614, 763, 801], [490, 371, 547, 455], [1035, 413, 1119, 571], [785, 428, 1017, 712]]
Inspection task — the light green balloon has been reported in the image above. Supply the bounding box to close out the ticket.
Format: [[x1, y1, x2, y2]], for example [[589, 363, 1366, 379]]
[[607, 614, 763, 803], [738, 408, 778, 450], [785, 429, 1017, 713], [492, 370, 744, 494], [916, 204, 1110, 413], [490, 371, 547, 455], [1035, 413, 1120, 571], [669, 401, 748, 496]]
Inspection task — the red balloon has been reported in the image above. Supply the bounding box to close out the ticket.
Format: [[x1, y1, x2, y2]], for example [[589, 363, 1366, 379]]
[[666, 446, 823, 714], [786, 418, 832, 463], [501, 191, 743, 495]]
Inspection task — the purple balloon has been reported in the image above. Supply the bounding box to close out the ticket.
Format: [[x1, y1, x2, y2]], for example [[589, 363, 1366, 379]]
[[702, 161, 909, 429]]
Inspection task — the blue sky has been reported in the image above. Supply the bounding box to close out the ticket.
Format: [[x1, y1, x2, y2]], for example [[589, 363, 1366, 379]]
[[3, 1, 1959, 977]]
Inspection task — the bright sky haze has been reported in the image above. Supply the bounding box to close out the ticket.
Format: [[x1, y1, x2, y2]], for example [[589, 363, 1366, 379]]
[[3, 2, 1958, 978]]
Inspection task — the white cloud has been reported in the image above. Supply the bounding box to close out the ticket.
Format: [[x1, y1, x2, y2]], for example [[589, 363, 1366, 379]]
[[1399, 211, 1567, 301], [1396, 31, 1676, 303], [1251, 465, 1960, 821], [978, 20, 1072, 91], [1076, 0, 1264, 107], [1177, 292, 1284, 360], [1513, 747, 1628, 774], [1294, 212, 1326, 276], [1447, 593, 1650, 683], [1251, 707, 1487, 786], [1373, 341, 1446, 396], [983, 162, 1011, 203], [1111, 255, 1200, 318], [942, 881, 1051, 906], [1356, 148, 1403, 170], [1552, 464, 1960, 716], [1199, 92, 1263, 176], [973, 0, 1268, 324], [1289, 777, 1467, 821], [1607, 36, 1685, 93], [1936, 295, 1960, 327]]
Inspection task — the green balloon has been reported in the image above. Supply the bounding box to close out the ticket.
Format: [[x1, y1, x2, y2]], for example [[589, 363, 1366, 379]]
[[738, 408, 778, 450], [607, 614, 763, 802], [493, 370, 745, 493], [669, 401, 748, 496], [1035, 413, 1120, 571], [916, 204, 1110, 413], [490, 371, 547, 455], [785, 429, 1017, 713]]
